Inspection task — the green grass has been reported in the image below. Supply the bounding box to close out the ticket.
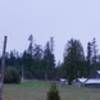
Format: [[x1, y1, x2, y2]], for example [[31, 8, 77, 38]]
[[16, 81, 50, 88], [4, 81, 100, 100]]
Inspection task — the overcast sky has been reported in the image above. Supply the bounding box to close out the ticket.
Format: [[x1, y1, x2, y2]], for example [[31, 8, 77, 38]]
[[0, 0, 100, 63]]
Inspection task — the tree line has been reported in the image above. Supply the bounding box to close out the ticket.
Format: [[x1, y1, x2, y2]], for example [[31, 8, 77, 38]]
[[0, 35, 100, 84], [58, 38, 100, 85]]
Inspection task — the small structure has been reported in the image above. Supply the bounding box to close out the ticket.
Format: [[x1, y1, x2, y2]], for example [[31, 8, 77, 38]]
[[59, 78, 67, 86], [76, 78, 87, 87], [96, 70, 100, 78]]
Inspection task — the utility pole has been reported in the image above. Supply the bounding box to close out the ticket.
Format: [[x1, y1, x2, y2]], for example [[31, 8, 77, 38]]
[[0, 36, 7, 100]]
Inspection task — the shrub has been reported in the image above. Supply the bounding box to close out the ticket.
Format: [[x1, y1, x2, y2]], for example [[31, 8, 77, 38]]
[[47, 83, 61, 100], [4, 67, 21, 84]]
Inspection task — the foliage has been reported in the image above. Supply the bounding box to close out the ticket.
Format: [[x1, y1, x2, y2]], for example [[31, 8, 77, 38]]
[[4, 67, 21, 84], [20, 35, 55, 80], [86, 42, 92, 77], [2, 35, 100, 83], [43, 40, 55, 80], [63, 39, 85, 85], [33, 44, 44, 79], [21, 51, 33, 79]]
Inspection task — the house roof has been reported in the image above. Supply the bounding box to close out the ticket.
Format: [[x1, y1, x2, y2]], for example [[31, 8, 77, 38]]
[[97, 70, 100, 74], [85, 79, 100, 84], [60, 78, 67, 82], [77, 78, 100, 84], [77, 78, 87, 83]]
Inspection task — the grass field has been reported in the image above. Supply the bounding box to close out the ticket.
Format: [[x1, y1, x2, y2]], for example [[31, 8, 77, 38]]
[[4, 81, 100, 100]]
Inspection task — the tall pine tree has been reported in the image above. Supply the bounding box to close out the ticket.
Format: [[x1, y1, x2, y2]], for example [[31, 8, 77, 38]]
[[43, 38, 55, 80], [86, 42, 92, 77]]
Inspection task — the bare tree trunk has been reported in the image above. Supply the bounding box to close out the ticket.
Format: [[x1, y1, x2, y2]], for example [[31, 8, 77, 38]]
[[0, 36, 7, 100]]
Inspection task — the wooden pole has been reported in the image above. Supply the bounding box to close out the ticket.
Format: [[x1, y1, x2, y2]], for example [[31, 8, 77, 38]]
[[0, 36, 7, 100]]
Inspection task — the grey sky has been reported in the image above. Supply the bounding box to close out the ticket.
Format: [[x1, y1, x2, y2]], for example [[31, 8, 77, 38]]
[[0, 0, 100, 62]]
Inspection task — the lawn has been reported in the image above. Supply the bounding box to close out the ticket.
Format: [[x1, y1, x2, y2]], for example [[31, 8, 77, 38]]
[[4, 81, 100, 100]]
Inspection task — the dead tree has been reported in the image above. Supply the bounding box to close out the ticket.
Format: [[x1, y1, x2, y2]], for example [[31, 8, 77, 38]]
[[0, 36, 7, 100]]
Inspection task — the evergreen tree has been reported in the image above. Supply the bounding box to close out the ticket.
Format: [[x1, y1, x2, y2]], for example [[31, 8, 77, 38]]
[[43, 39, 55, 80], [33, 44, 44, 79], [92, 38, 98, 64], [47, 83, 61, 100], [91, 38, 98, 77], [22, 51, 33, 79], [22, 34, 35, 79], [64, 39, 85, 85], [28, 34, 34, 56], [86, 42, 92, 77], [8, 51, 17, 66]]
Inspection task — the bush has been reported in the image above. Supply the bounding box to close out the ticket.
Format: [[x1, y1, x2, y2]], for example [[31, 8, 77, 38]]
[[47, 83, 61, 100], [4, 67, 21, 84]]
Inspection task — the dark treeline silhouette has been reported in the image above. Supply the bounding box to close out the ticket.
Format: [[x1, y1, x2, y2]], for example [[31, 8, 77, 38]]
[[59, 38, 100, 85], [1, 35, 100, 84], [1, 35, 56, 83]]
